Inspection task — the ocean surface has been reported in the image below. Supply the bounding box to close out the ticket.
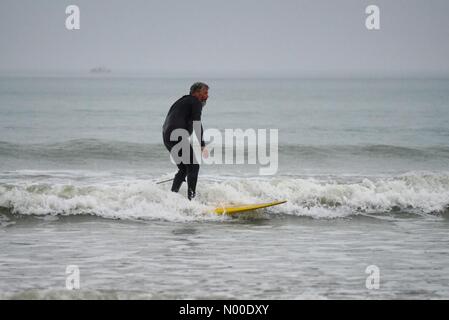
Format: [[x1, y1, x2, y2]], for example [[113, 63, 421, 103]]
[[1, 75, 449, 299]]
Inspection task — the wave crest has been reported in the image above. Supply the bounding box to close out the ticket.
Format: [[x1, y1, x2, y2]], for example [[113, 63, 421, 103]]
[[1, 171, 448, 222]]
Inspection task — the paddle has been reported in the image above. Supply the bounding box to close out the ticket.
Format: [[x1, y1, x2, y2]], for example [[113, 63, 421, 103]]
[[156, 178, 174, 185]]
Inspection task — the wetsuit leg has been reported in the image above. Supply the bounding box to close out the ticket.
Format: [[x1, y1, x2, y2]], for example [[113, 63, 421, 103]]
[[185, 143, 200, 200], [163, 133, 185, 193], [163, 131, 200, 200], [186, 163, 200, 200], [171, 163, 187, 192]]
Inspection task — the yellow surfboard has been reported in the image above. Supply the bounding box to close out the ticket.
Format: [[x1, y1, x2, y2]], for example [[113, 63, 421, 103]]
[[213, 200, 287, 215]]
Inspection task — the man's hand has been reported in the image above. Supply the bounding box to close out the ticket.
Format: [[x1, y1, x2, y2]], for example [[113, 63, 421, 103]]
[[202, 146, 209, 159]]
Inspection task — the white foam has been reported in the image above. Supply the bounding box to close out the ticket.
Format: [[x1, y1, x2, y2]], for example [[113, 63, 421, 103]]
[[0, 180, 221, 222], [0, 171, 448, 222]]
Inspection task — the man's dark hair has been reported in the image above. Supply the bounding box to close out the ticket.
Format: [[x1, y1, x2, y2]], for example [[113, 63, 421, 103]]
[[190, 82, 209, 94]]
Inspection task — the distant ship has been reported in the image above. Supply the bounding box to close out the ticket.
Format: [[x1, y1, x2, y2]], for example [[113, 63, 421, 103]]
[[90, 66, 111, 74]]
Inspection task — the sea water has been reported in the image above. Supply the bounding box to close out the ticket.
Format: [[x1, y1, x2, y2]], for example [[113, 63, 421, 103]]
[[1, 75, 449, 299]]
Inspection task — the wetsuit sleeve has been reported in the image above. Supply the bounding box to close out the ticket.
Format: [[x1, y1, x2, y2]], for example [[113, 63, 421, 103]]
[[201, 124, 205, 147], [191, 100, 206, 148]]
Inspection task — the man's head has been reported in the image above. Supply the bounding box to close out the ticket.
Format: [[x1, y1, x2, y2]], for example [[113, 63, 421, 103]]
[[190, 82, 209, 106]]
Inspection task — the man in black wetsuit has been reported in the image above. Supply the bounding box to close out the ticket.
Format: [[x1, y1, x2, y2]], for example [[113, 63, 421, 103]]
[[162, 82, 209, 200]]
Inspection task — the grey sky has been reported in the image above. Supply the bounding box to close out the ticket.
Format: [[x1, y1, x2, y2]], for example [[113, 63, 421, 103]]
[[1, 0, 449, 77]]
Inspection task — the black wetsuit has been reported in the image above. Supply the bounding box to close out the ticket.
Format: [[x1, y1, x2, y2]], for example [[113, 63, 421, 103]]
[[162, 95, 205, 199]]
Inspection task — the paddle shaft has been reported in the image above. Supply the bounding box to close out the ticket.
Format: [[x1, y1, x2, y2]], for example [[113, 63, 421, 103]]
[[156, 178, 174, 185]]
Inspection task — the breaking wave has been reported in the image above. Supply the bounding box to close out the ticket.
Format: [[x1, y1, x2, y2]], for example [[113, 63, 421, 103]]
[[1, 171, 448, 223]]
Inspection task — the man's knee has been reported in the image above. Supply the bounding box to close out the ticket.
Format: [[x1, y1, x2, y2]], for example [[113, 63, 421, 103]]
[[187, 164, 200, 176], [176, 165, 187, 175]]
